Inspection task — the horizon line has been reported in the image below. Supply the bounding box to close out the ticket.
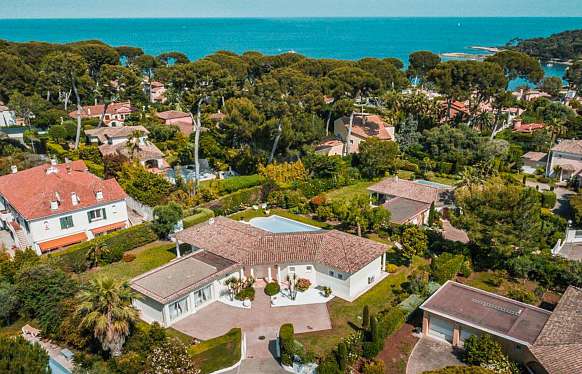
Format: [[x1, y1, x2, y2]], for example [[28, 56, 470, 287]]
[[2, 16, 582, 20]]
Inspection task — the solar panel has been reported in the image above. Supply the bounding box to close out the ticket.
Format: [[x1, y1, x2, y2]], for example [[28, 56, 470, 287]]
[[472, 298, 522, 316]]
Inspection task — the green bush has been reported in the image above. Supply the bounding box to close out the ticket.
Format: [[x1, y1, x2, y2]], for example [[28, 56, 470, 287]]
[[540, 191, 557, 209], [430, 252, 466, 284], [423, 366, 496, 374], [51, 224, 158, 272], [362, 341, 380, 358], [264, 282, 281, 296], [507, 288, 537, 304], [377, 307, 406, 340], [0, 336, 50, 373], [183, 208, 215, 228], [463, 334, 519, 373], [279, 324, 295, 366], [218, 175, 261, 194], [235, 287, 255, 301], [386, 263, 398, 273], [207, 186, 262, 215]]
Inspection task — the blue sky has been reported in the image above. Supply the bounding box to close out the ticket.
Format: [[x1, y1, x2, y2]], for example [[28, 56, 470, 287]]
[[2, 0, 581, 18]]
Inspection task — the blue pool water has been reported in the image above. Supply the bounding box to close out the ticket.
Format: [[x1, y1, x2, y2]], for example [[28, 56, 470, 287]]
[[249, 215, 321, 233], [49, 357, 71, 374]]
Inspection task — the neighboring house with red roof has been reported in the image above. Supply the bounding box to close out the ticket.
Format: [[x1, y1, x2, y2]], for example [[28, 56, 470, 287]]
[[421, 281, 582, 374], [155, 110, 193, 136], [150, 81, 166, 103], [546, 139, 582, 182], [68, 101, 136, 127], [368, 177, 453, 225], [130, 215, 388, 326], [327, 112, 395, 156], [513, 120, 545, 134], [0, 160, 129, 254], [314, 139, 345, 156]]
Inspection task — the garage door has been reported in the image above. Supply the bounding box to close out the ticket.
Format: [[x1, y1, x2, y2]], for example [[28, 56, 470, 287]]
[[429, 316, 453, 343]]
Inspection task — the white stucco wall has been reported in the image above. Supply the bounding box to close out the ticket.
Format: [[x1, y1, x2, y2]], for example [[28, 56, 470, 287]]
[[134, 296, 165, 325], [25, 199, 129, 254], [348, 256, 383, 298], [315, 263, 351, 299]]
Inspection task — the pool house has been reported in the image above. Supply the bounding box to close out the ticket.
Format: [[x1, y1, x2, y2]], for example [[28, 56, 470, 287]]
[[130, 215, 388, 327]]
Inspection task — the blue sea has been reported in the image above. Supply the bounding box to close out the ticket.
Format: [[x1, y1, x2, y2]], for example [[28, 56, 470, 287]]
[[1, 17, 582, 83]]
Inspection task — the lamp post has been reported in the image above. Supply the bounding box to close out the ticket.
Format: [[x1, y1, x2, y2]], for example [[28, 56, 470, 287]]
[[194, 96, 211, 188]]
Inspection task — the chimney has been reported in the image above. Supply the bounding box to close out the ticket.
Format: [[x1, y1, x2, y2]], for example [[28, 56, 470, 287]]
[[50, 200, 58, 210], [71, 192, 79, 206], [95, 191, 103, 200], [10, 165, 17, 174]]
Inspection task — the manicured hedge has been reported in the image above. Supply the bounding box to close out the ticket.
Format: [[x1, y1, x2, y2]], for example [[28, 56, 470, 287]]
[[279, 323, 295, 366], [218, 175, 261, 194], [189, 328, 242, 374], [206, 186, 263, 215], [50, 224, 158, 273], [540, 191, 557, 209], [430, 252, 466, 284], [183, 208, 214, 228]]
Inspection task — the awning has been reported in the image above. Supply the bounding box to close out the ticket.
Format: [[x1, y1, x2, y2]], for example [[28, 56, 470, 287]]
[[39, 232, 88, 253], [91, 221, 127, 235]]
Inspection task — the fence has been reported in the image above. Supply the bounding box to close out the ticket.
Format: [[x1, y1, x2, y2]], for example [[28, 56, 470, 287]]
[[126, 196, 155, 222]]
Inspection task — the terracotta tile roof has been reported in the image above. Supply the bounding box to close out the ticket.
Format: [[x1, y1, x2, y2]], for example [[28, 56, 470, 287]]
[[421, 281, 552, 345], [0, 160, 127, 221], [99, 141, 164, 162], [441, 220, 470, 243], [85, 125, 149, 143], [337, 113, 395, 141], [175, 217, 387, 273], [38, 232, 88, 253], [368, 177, 441, 204], [68, 101, 135, 119], [551, 139, 582, 155], [383, 197, 430, 224], [155, 110, 191, 121], [531, 286, 582, 374], [522, 151, 547, 162], [513, 122, 545, 133]]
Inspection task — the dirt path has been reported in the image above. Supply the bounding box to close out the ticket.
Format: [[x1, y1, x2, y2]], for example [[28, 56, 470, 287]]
[[376, 318, 420, 374]]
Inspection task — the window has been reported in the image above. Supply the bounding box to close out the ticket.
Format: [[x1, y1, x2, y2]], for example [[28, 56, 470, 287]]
[[289, 266, 296, 273], [329, 270, 335, 276], [338, 273, 343, 280], [169, 297, 189, 321], [194, 285, 212, 308], [368, 276, 375, 284], [306, 265, 312, 272], [87, 208, 107, 223], [59, 216, 74, 229]]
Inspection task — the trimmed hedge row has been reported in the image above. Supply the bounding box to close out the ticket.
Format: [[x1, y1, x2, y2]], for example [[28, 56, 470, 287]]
[[189, 328, 242, 374], [50, 224, 158, 273], [205, 186, 263, 216], [183, 208, 215, 228], [279, 323, 295, 366], [217, 175, 261, 194]]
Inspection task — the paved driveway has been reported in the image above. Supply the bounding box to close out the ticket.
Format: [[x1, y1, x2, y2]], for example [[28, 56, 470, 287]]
[[406, 337, 465, 374], [173, 290, 331, 359]]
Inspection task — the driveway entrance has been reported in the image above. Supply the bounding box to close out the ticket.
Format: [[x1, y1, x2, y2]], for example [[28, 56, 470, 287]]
[[406, 336, 465, 374], [172, 289, 331, 358]]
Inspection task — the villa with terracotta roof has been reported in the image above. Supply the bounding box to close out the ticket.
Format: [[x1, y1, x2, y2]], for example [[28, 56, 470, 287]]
[[421, 281, 582, 374], [68, 101, 136, 127], [368, 177, 453, 225], [0, 160, 129, 254], [155, 110, 193, 136], [545, 139, 582, 182], [130, 216, 388, 326], [317, 112, 395, 156], [86, 125, 169, 172]]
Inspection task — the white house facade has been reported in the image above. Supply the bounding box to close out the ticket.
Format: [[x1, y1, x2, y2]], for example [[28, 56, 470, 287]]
[[545, 139, 582, 183], [130, 216, 388, 327], [0, 160, 129, 254]]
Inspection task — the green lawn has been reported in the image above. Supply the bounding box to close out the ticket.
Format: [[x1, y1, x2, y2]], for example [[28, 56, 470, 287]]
[[296, 256, 426, 355], [78, 242, 176, 283], [324, 180, 376, 202], [229, 208, 333, 229], [427, 175, 458, 186], [0, 318, 28, 338], [189, 328, 242, 374]]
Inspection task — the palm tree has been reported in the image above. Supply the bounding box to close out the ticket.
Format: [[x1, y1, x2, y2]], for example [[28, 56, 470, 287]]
[[75, 277, 139, 357]]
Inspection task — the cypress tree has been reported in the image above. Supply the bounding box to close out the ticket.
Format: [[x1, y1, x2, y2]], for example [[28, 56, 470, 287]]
[[362, 305, 370, 329], [427, 201, 436, 227], [369, 315, 378, 343], [337, 342, 347, 371]]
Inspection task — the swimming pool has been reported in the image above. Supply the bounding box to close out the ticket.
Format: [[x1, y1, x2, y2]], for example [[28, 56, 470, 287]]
[[49, 357, 71, 374], [249, 215, 322, 233], [414, 179, 452, 189]]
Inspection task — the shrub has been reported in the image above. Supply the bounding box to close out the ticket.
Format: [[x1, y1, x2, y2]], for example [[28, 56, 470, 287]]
[[235, 287, 255, 301], [540, 191, 557, 209], [317, 358, 341, 374], [377, 307, 406, 340], [208, 186, 262, 215], [386, 263, 398, 273], [218, 174, 261, 194], [0, 336, 50, 373], [279, 324, 295, 366], [362, 340, 380, 358], [296, 278, 311, 292], [182, 208, 214, 228], [322, 286, 332, 297], [362, 305, 370, 329], [463, 334, 519, 373], [363, 359, 385, 374], [430, 252, 466, 284], [315, 205, 333, 221], [122, 253, 136, 263], [264, 282, 281, 296], [507, 288, 537, 304], [423, 367, 496, 374]]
